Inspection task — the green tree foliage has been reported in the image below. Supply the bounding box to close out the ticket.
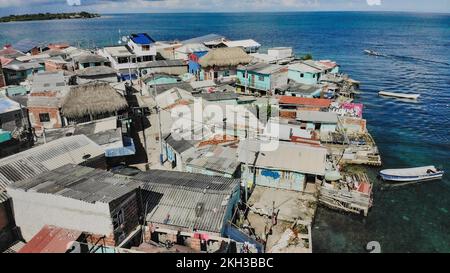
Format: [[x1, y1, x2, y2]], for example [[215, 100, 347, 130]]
[[301, 53, 314, 60], [0, 12, 100, 23]]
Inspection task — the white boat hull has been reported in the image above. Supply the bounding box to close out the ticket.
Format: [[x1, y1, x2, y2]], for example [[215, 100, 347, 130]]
[[380, 166, 444, 183], [379, 91, 420, 100]]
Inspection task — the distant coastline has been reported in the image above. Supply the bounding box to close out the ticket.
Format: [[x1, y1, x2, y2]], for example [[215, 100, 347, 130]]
[[0, 12, 100, 23]]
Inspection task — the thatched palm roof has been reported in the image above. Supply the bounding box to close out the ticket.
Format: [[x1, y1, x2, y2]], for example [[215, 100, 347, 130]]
[[198, 47, 253, 68], [61, 82, 127, 118]]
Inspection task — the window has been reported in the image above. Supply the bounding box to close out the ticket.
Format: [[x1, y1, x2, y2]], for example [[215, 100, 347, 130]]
[[95, 62, 101, 66], [258, 75, 264, 81], [84, 63, 90, 68], [118, 57, 129, 64], [313, 74, 316, 78], [223, 70, 230, 77], [39, 113, 50, 122], [300, 73, 304, 78], [143, 55, 152, 62], [142, 45, 150, 51], [112, 209, 125, 231]]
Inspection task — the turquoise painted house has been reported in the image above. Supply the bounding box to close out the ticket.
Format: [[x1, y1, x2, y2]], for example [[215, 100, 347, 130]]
[[73, 53, 110, 70], [143, 73, 181, 95], [6, 85, 28, 96], [288, 62, 323, 85], [236, 63, 288, 94], [144, 73, 180, 86], [3, 61, 44, 85]]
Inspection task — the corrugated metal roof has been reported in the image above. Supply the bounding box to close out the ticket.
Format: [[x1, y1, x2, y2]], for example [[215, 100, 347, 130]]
[[223, 39, 261, 49], [18, 225, 82, 253], [0, 97, 22, 114], [76, 66, 116, 77], [9, 164, 141, 204], [239, 63, 284, 75], [73, 53, 108, 64], [185, 145, 240, 176], [164, 134, 198, 155], [288, 62, 322, 73], [3, 241, 26, 253], [190, 80, 216, 90], [0, 191, 9, 203], [31, 71, 67, 93], [176, 43, 210, 54], [3, 61, 42, 71], [135, 170, 239, 234], [151, 82, 194, 95], [138, 59, 185, 69], [194, 92, 238, 102], [181, 34, 225, 45], [238, 139, 328, 176], [0, 135, 104, 195]]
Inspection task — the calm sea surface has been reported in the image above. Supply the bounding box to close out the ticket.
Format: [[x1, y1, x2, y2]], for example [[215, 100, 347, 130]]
[[1, 12, 449, 253]]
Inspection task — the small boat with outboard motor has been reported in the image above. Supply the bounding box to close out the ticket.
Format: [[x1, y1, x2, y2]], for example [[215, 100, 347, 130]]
[[364, 49, 383, 56], [378, 91, 420, 100], [380, 166, 444, 183]]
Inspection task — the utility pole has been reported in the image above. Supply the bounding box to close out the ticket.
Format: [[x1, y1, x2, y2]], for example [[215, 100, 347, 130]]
[[128, 56, 133, 86], [244, 67, 248, 95], [151, 73, 164, 165], [42, 127, 46, 144], [157, 105, 163, 165]]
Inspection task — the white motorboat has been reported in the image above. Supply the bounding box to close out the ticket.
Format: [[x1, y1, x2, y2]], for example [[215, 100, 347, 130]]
[[364, 49, 383, 56], [380, 166, 444, 183], [379, 91, 420, 100]]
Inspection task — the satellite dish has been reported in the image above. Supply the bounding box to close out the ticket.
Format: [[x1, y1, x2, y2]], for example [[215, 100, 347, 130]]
[[121, 36, 128, 42]]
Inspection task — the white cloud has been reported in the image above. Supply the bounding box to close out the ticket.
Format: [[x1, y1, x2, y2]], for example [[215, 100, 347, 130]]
[[67, 0, 81, 6], [366, 0, 382, 6]]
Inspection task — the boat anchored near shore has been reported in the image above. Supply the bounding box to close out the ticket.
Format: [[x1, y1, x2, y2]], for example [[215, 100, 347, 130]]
[[380, 166, 444, 183], [378, 91, 420, 100]]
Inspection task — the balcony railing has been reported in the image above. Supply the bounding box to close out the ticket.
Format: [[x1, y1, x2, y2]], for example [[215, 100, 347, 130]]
[[237, 79, 269, 91]]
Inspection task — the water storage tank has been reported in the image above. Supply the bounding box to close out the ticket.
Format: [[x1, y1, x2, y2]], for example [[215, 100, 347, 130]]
[[0, 129, 12, 143]]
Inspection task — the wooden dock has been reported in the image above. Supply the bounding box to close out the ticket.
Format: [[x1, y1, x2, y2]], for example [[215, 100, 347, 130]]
[[318, 173, 373, 216]]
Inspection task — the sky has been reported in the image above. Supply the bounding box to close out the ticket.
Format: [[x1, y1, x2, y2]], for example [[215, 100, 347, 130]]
[[0, 0, 449, 16]]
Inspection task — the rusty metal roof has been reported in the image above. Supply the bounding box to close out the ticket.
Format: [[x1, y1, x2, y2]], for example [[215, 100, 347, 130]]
[[18, 225, 82, 253]]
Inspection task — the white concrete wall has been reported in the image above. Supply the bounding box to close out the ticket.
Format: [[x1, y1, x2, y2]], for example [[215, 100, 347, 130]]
[[128, 40, 157, 57], [8, 188, 114, 241]]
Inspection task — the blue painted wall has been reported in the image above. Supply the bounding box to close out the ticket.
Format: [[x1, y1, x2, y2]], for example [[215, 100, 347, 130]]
[[5, 66, 44, 84], [221, 185, 241, 236], [288, 69, 320, 85], [242, 166, 306, 192], [237, 69, 271, 91]]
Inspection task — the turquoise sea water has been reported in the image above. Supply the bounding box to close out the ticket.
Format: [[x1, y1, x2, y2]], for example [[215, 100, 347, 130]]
[[0, 12, 449, 252]]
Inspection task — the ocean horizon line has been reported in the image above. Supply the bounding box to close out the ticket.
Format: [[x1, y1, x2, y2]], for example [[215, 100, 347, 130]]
[[98, 10, 450, 16]]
